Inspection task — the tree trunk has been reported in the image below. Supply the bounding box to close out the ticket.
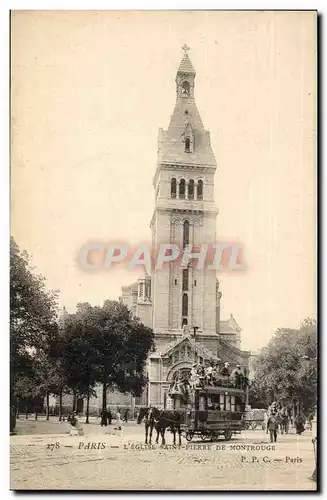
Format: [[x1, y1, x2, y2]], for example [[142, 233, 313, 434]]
[[10, 406, 16, 433], [86, 392, 90, 424], [296, 400, 300, 416], [59, 392, 63, 421], [245, 386, 249, 408], [25, 403, 28, 420], [73, 394, 76, 412], [16, 400, 19, 419], [102, 378, 107, 412], [46, 392, 50, 420]]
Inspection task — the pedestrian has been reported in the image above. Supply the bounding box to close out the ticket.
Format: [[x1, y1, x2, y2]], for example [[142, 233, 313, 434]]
[[308, 411, 314, 431], [115, 409, 122, 430], [295, 413, 305, 435], [263, 410, 269, 431], [100, 408, 108, 427], [69, 411, 84, 436], [107, 408, 112, 425], [123, 409, 128, 423], [267, 413, 278, 443]]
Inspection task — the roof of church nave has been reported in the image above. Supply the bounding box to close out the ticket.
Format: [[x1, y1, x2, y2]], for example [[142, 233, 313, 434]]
[[220, 314, 242, 334]]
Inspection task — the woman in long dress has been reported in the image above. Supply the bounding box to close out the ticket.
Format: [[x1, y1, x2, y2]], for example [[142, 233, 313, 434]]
[[115, 410, 122, 431], [69, 411, 84, 436], [295, 413, 305, 435]]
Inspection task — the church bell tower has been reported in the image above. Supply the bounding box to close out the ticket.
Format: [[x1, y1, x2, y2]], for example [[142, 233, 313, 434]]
[[151, 46, 218, 341]]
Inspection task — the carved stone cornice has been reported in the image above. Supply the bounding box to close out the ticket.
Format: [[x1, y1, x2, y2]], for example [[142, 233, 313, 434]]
[[171, 216, 203, 226]]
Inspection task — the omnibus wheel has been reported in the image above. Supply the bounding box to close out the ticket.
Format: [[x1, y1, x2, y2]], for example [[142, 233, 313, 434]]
[[210, 431, 219, 442], [201, 431, 208, 441], [251, 422, 257, 430], [185, 431, 193, 442], [224, 430, 232, 441]]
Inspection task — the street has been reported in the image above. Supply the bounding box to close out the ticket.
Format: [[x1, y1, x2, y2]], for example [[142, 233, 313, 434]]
[[10, 417, 317, 491]]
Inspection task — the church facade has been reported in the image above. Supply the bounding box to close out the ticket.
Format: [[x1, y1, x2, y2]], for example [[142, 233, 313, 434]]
[[120, 48, 250, 408]]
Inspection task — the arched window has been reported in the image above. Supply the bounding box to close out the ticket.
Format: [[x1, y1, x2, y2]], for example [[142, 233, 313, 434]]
[[181, 81, 190, 96], [145, 281, 151, 299], [182, 293, 188, 317], [179, 179, 186, 199], [182, 268, 188, 291], [183, 220, 189, 248], [185, 137, 190, 153], [182, 317, 188, 327], [171, 178, 177, 198], [197, 179, 203, 200], [188, 179, 194, 199]]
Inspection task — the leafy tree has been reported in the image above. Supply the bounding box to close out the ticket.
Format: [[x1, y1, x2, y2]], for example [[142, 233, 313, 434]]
[[14, 375, 42, 419], [61, 312, 98, 423], [251, 319, 317, 413], [10, 238, 59, 427], [34, 346, 69, 421], [248, 380, 269, 409], [63, 300, 155, 412]]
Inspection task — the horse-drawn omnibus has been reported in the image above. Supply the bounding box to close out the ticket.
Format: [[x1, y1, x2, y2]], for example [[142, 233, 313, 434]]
[[137, 364, 248, 445], [170, 383, 246, 442]]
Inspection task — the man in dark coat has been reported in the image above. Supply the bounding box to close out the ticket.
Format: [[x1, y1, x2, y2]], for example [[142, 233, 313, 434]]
[[267, 414, 279, 443], [220, 362, 230, 377]]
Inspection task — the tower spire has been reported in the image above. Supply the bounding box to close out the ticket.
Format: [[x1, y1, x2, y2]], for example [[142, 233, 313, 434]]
[[177, 47, 196, 77], [176, 47, 196, 101]]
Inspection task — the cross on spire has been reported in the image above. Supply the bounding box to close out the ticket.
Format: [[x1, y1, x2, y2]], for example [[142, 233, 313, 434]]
[[181, 44, 190, 53]]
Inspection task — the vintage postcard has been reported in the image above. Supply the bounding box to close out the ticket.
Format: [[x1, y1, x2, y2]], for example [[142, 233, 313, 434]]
[[10, 10, 317, 491]]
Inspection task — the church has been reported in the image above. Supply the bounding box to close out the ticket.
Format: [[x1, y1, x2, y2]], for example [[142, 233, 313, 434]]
[[58, 47, 250, 414], [120, 47, 250, 408]]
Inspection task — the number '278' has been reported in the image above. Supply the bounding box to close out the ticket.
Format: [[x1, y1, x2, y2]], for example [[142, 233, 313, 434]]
[[46, 443, 60, 450]]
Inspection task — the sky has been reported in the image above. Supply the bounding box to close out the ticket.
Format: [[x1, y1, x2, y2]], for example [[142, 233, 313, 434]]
[[11, 10, 317, 351]]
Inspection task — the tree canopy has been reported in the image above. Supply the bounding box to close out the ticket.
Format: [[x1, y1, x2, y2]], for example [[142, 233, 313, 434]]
[[10, 237, 59, 398], [250, 318, 317, 412], [63, 300, 155, 410]]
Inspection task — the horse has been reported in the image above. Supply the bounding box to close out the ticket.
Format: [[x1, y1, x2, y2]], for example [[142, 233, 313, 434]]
[[137, 407, 156, 444], [151, 407, 183, 446], [278, 407, 290, 435]]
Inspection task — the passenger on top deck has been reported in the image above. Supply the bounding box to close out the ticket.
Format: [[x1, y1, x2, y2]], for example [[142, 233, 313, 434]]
[[230, 364, 242, 388], [205, 361, 214, 385], [220, 362, 230, 377], [196, 363, 205, 387], [190, 364, 199, 388]]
